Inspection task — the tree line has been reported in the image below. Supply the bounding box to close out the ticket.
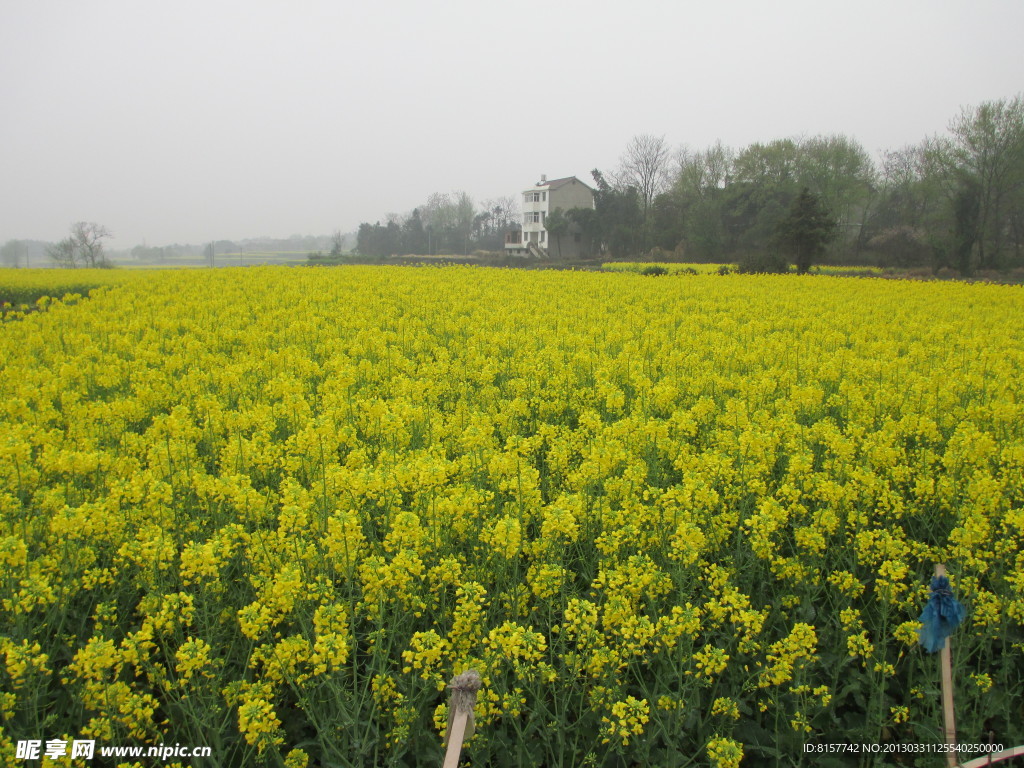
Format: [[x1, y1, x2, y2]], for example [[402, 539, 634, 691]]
[[352, 95, 1023, 275], [595, 95, 1024, 274], [355, 192, 519, 258]]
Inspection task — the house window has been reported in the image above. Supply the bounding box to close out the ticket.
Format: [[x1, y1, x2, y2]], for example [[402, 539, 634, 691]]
[[541, 231, 546, 242], [541, 211, 546, 224], [542, 192, 546, 201]]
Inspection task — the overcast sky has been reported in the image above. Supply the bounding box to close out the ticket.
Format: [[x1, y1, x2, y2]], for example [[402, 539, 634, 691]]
[[1, 0, 1022, 248]]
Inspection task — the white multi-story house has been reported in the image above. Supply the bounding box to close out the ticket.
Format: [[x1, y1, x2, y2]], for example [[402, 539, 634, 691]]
[[505, 175, 595, 259]]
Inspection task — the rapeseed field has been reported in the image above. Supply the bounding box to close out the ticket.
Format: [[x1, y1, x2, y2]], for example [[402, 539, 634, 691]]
[[1, 266, 1022, 767]]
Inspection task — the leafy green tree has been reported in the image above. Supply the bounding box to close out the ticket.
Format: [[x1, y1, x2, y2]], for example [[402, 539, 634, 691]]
[[591, 169, 642, 258], [565, 207, 599, 259], [867, 141, 953, 269], [418, 191, 476, 254], [732, 139, 800, 191], [723, 136, 876, 263], [797, 135, 877, 260], [952, 173, 982, 276], [648, 192, 687, 253], [659, 142, 735, 259], [946, 95, 1024, 269], [775, 187, 837, 273], [724, 140, 801, 254], [356, 221, 400, 257], [545, 208, 569, 259]]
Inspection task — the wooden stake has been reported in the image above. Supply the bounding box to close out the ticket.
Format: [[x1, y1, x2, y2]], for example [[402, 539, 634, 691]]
[[960, 746, 1024, 768], [442, 669, 482, 768], [935, 564, 957, 768]]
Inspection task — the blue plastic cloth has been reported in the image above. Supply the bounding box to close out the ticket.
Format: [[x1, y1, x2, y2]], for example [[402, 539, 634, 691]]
[[918, 575, 966, 653]]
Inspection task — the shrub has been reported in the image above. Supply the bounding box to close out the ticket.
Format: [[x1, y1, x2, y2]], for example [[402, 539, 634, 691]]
[[866, 226, 931, 268], [736, 251, 789, 274]]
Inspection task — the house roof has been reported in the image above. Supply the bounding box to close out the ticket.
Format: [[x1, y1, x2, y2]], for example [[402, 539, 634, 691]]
[[532, 176, 594, 192]]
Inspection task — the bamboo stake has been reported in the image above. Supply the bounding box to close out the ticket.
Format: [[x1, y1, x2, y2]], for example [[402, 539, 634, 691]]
[[935, 563, 957, 768], [442, 669, 482, 768]]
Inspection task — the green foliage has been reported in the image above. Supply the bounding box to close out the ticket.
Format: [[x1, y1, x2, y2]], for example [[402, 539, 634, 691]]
[[639, 265, 668, 276], [775, 188, 838, 274], [545, 208, 570, 260], [953, 174, 982, 277], [591, 169, 643, 258], [865, 95, 1024, 273], [736, 251, 790, 274], [865, 227, 931, 268], [946, 95, 1024, 270], [565, 207, 600, 259], [355, 194, 520, 258]]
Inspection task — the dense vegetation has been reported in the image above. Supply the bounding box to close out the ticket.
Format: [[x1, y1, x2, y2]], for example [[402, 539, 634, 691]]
[[353, 95, 1024, 276], [2, 266, 1023, 767]]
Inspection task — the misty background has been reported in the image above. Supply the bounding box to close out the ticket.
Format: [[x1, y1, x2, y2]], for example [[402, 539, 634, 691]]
[[2, 0, 1023, 254]]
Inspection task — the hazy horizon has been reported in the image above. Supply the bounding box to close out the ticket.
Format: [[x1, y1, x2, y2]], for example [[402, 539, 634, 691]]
[[2, 0, 1023, 250]]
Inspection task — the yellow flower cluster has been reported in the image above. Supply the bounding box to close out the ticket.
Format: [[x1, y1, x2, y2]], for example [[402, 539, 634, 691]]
[[707, 734, 744, 768], [601, 696, 650, 745]]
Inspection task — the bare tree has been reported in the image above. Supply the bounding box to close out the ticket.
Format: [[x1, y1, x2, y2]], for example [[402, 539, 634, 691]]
[[47, 222, 112, 268], [73, 222, 112, 267], [676, 141, 735, 198], [329, 230, 345, 257], [47, 238, 78, 268], [615, 134, 673, 218], [1, 239, 28, 268], [479, 195, 519, 232]]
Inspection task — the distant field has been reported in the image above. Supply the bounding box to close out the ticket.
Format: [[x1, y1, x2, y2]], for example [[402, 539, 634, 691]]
[[215, 251, 311, 264], [812, 264, 885, 276], [118, 263, 211, 270], [121, 252, 314, 269], [603, 262, 727, 274], [602, 262, 887, 276]]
